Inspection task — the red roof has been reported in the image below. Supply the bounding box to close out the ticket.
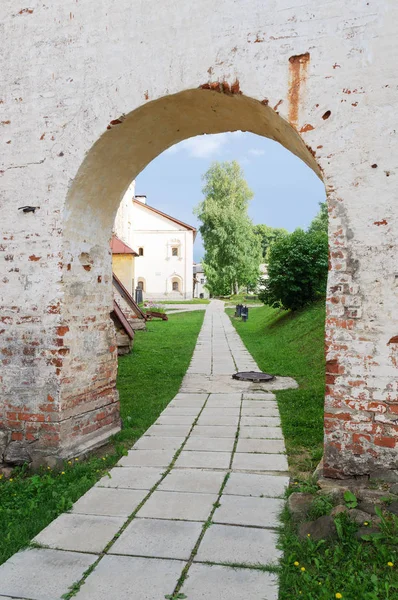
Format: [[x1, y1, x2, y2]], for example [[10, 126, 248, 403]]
[[110, 235, 138, 255]]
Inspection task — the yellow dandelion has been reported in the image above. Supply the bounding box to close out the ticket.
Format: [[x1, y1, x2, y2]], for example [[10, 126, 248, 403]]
[[0, 474, 3, 480], [387, 562, 394, 567], [307, 533, 311, 537], [336, 594, 343, 599], [61, 471, 65, 475], [75, 458, 78, 461], [294, 561, 300, 567], [9, 478, 13, 482], [68, 461, 72, 465], [363, 522, 369, 526], [301, 567, 306, 572], [102, 457, 106, 461], [47, 466, 51, 470]]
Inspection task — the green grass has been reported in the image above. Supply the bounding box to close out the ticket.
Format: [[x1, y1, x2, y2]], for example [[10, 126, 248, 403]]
[[0, 310, 204, 566], [155, 299, 210, 305], [227, 301, 326, 474], [229, 302, 398, 598], [279, 499, 398, 599]]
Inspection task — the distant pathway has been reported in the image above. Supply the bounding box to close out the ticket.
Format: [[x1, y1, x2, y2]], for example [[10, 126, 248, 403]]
[[0, 301, 297, 600]]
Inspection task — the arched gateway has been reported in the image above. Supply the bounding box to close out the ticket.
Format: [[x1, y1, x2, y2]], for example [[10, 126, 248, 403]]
[[1, 1, 397, 477]]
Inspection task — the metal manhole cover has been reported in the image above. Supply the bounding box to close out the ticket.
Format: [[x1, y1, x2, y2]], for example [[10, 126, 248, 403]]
[[232, 371, 275, 382]]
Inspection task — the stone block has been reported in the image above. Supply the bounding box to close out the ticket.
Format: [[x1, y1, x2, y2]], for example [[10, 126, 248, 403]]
[[298, 516, 337, 541], [72, 487, 147, 517], [137, 490, 217, 521], [73, 555, 184, 600], [191, 426, 237, 438], [213, 495, 284, 528], [180, 564, 278, 600], [223, 472, 289, 498], [0, 548, 96, 600], [232, 452, 288, 472], [132, 436, 184, 451], [287, 493, 314, 521], [174, 450, 231, 469], [111, 517, 202, 560], [3, 442, 31, 466], [159, 468, 226, 494], [34, 513, 124, 553], [96, 466, 163, 490], [195, 523, 281, 565], [236, 438, 285, 454], [144, 424, 192, 437], [184, 436, 235, 452], [239, 426, 284, 439], [117, 448, 176, 467]]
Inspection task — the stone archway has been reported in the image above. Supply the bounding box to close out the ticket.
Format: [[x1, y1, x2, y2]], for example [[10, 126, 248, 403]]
[[1, 1, 397, 476]]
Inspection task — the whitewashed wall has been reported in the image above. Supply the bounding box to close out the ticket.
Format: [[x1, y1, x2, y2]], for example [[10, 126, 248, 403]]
[[1, 0, 397, 475]]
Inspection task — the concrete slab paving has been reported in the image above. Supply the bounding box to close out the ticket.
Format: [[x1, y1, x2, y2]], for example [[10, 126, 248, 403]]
[[236, 438, 286, 454], [144, 424, 192, 437], [0, 548, 97, 600], [72, 487, 148, 517], [240, 416, 281, 426], [132, 435, 184, 451], [161, 406, 201, 416], [156, 414, 196, 425], [73, 555, 185, 600], [159, 468, 227, 494], [180, 563, 279, 600], [34, 513, 124, 553], [213, 495, 284, 528], [200, 407, 240, 416], [232, 452, 289, 472], [96, 466, 163, 490], [240, 426, 284, 439], [223, 472, 289, 498], [191, 425, 237, 438], [117, 448, 176, 467], [137, 490, 217, 521], [195, 523, 281, 565], [174, 450, 231, 469], [196, 414, 239, 426], [111, 518, 202, 560], [0, 300, 296, 600], [184, 436, 235, 452], [242, 406, 280, 416]]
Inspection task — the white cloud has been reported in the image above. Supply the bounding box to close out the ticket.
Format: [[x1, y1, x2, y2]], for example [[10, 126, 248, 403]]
[[165, 132, 243, 159], [248, 148, 265, 156]]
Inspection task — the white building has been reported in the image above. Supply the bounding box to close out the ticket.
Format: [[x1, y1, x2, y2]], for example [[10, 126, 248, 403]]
[[193, 263, 210, 299], [113, 182, 196, 300]]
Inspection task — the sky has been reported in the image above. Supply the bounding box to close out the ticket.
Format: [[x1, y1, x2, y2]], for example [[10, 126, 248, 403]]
[[135, 132, 326, 262]]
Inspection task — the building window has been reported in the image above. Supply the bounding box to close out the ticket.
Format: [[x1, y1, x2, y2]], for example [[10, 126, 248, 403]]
[[200, 278, 204, 284], [138, 247, 144, 256], [172, 281, 179, 292], [137, 279, 145, 291], [172, 247, 178, 257]]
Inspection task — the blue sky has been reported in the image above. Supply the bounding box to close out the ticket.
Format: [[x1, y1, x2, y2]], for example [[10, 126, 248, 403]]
[[136, 132, 326, 262]]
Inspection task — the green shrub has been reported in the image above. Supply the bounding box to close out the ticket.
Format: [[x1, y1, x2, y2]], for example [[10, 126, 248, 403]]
[[259, 229, 328, 311]]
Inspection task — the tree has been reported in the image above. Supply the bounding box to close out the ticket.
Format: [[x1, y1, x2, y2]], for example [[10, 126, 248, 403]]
[[258, 228, 328, 311], [253, 224, 288, 260], [195, 161, 262, 296], [308, 201, 328, 235]]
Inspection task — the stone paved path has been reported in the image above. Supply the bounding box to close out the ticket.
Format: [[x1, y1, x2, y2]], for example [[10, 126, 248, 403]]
[[0, 300, 297, 600]]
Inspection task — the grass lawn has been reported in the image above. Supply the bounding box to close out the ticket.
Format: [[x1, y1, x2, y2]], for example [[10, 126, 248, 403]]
[[0, 310, 204, 566], [155, 299, 210, 305], [227, 301, 326, 474], [229, 302, 398, 599]]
